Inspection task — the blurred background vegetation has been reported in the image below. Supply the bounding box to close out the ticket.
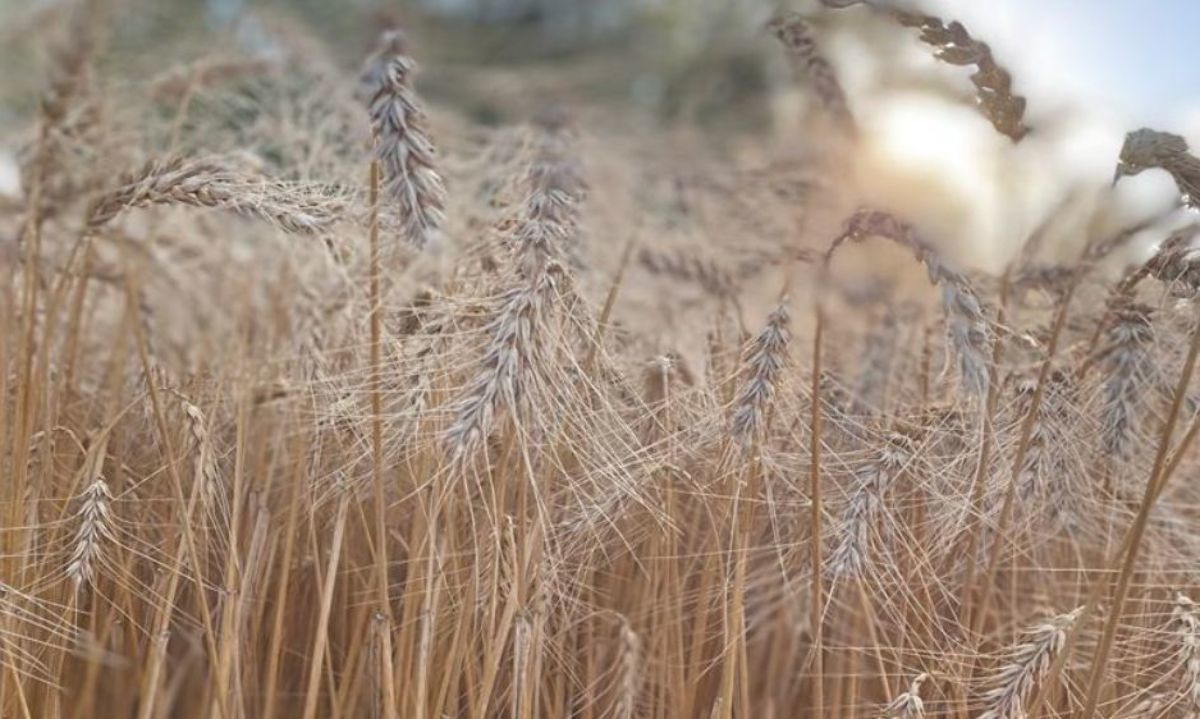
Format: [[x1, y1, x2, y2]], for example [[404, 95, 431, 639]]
[[0, 0, 802, 136]]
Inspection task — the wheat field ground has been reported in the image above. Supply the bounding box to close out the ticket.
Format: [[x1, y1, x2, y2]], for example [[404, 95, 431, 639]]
[[2, 1, 1200, 718]]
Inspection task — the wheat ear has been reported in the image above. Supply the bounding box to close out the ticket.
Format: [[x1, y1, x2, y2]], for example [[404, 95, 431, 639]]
[[1172, 593, 1200, 716], [833, 209, 990, 394], [1097, 297, 1154, 462], [1117, 129, 1200, 208], [881, 672, 929, 718], [822, 1, 1029, 140], [65, 478, 113, 591], [88, 156, 343, 234], [615, 617, 642, 719], [730, 300, 791, 448], [360, 30, 446, 249], [978, 608, 1082, 719], [828, 430, 913, 577], [443, 117, 578, 461], [769, 12, 858, 136]]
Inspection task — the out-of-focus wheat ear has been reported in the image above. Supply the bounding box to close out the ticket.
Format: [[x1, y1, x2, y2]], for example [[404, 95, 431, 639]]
[[833, 209, 990, 395], [23, 0, 103, 215], [1116, 129, 1200, 209], [730, 299, 791, 449], [88, 156, 344, 234], [978, 607, 1082, 719], [636, 247, 741, 299], [1011, 376, 1046, 501], [526, 106, 585, 221], [1010, 369, 1078, 524], [615, 616, 642, 719], [65, 478, 114, 592], [855, 307, 901, 414], [1172, 593, 1200, 715], [824, 2, 1029, 141], [1124, 692, 1170, 718], [827, 430, 912, 578], [442, 112, 583, 463], [520, 105, 587, 271], [442, 263, 564, 464], [39, 0, 105, 123], [1098, 298, 1153, 463], [360, 30, 446, 250], [1082, 226, 1194, 377], [1140, 224, 1200, 296], [881, 672, 929, 718], [768, 12, 858, 137], [174, 394, 227, 523]]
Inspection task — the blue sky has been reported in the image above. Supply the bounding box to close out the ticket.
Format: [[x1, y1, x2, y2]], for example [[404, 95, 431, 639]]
[[997, 0, 1200, 124]]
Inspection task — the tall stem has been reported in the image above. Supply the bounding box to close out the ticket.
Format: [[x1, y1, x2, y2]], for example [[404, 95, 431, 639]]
[[809, 299, 825, 718], [367, 160, 400, 719]]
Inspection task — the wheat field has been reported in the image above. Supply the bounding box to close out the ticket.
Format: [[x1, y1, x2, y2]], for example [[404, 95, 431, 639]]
[[3, 1, 1200, 717]]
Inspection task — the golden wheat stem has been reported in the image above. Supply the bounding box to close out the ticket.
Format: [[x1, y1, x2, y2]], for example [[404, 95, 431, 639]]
[[301, 486, 351, 719], [261, 438, 308, 719], [124, 274, 226, 712], [810, 295, 826, 718], [366, 158, 400, 719]]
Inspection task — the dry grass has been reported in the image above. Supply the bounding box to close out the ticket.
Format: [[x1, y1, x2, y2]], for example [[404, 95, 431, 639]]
[[3, 2, 1200, 718]]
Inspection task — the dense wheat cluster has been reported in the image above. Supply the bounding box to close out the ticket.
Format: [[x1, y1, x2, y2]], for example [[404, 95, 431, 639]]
[[4, 1, 1200, 717]]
